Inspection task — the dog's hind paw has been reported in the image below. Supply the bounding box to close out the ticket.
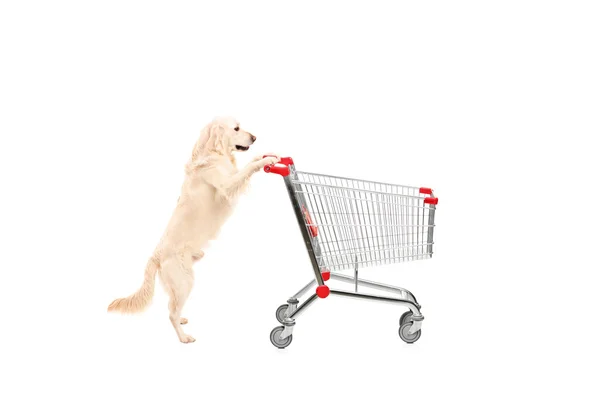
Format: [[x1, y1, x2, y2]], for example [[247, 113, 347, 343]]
[[179, 334, 196, 343], [180, 317, 188, 325]]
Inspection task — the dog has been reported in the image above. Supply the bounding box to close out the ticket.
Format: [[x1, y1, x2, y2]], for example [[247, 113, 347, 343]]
[[108, 116, 279, 343]]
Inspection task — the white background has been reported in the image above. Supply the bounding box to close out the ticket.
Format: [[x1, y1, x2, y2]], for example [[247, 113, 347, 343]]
[[1, 1, 598, 399]]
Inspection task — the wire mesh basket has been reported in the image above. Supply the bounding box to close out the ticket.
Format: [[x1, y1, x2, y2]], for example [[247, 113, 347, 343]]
[[292, 171, 436, 271]]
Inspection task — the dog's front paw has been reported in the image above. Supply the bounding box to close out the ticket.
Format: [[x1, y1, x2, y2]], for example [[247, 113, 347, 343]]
[[261, 156, 280, 167]]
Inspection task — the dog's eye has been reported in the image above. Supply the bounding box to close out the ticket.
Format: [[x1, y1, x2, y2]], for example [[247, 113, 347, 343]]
[[234, 127, 239, 131]]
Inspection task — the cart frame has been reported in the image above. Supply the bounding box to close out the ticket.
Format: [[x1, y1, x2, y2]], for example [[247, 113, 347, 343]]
[[264, 156, 438, 348]]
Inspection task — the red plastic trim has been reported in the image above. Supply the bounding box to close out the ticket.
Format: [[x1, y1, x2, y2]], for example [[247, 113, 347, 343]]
[[419, 187, 433, 195], [321, 271, 330, 281], [316, 285, 330, 298], [302, 205, 318, 237], [424, 197, 439, 205]]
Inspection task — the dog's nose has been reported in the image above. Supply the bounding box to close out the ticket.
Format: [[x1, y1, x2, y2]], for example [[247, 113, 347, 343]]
[[250, 134, 256, 143]]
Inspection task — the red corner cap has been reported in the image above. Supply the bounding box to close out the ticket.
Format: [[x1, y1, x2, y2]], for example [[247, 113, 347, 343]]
[[316, 285, 330, 298], [424, 197, 439, 205], [419, 187, 433, 195], [321, 271, 330, 281]]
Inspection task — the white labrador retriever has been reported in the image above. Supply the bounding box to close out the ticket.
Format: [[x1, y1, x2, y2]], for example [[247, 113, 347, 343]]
[[108, 116, 279, 343]]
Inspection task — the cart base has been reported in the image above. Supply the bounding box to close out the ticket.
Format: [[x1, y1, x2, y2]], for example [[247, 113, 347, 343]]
[[270, 272, 424, 348]]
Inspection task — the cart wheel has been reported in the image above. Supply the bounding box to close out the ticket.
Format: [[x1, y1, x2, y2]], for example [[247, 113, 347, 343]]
[[270, 326, 293, 349], [398, 322, 422, 344], [275, 304, 289, 324], [399, 311, 413, 326]]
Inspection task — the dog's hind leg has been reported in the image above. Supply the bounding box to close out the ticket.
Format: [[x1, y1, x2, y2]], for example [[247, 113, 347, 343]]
[[159, 253, 196, 343], [174, 250, 205, 326]]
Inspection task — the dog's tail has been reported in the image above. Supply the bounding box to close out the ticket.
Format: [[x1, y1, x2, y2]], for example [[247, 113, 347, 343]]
[[107, 257, 159, 313]]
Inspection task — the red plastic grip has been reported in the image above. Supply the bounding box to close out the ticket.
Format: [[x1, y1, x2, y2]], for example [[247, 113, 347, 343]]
[[321, 271, 330, 281], [424, 197, 439, 205], [316, 285, 330, 298], [263, 155, 294, 176], [264, 164, 290, 176], [419, 187, 433, 195]]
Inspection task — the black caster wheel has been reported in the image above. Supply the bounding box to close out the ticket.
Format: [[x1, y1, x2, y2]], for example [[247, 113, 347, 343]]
[[270, 326, 293, 349], [275, 304, 289, 324], [399, 322, 422, 344], [399, 311, 414, 326]]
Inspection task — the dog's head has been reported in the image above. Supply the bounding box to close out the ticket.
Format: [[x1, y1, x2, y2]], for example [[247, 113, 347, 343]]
[[191, 116, 256, 160]]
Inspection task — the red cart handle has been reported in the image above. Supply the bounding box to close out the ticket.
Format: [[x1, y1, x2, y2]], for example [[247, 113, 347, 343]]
[[263, 155, 294, 177]]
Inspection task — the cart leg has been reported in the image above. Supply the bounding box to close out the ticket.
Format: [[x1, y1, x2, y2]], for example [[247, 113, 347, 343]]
[[274, 279, 318, 341], [291, 279, 317, 300], [283, 279, 316, 321], [279, 318, 295, 340], [408, 318, 423, 334], [285, 297, 298, 317], [279, 293, 319, 340]]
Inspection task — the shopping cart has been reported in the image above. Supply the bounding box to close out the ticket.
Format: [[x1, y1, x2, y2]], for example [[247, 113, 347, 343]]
[[263, 156, 439, 348]]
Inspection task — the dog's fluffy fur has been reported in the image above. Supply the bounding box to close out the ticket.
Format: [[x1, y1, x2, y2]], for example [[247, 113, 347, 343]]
[[108, 116, 279, 343]]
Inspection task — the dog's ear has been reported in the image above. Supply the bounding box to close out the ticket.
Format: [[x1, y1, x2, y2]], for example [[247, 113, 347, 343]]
[[206, 122, 227, 155], [189, 122, 212, 163], [188, 120, 229, 169]]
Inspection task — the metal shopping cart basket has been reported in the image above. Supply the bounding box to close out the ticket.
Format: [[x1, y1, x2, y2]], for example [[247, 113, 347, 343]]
[[263, 156, 439, 349]]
